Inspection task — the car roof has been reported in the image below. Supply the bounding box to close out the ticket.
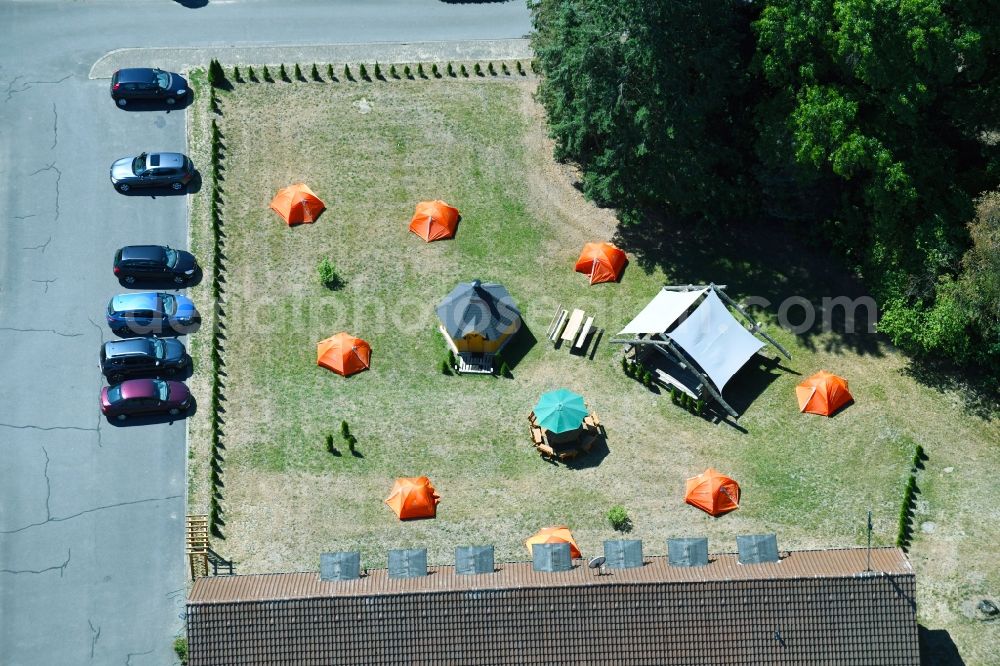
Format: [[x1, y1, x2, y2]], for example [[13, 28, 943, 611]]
[[104, 339, 155, 358], [149, 153, 186, 168], [119, 245, 167, 262], [117, 68, 160, 83], [119, 378, 159, 400], [110, 292, 160, 312]]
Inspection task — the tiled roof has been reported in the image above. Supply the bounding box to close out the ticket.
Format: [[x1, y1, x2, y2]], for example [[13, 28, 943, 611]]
[[186, 547, 920, 665]]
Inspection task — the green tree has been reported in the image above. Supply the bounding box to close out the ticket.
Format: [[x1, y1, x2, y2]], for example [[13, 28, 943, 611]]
[[754, 0, 998, 368], [530, 0, 753, 224]]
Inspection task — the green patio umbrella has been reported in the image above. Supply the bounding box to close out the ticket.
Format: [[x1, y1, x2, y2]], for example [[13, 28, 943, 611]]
[[533, 388, 588, 434]]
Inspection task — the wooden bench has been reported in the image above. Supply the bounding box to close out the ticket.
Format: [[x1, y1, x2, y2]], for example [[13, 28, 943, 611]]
[[538, 443, 555, 459], [530, 427, 544, 446], [574, 316, 594, 349], [550, 310, 568, 342], [590, 411, 601, 428]]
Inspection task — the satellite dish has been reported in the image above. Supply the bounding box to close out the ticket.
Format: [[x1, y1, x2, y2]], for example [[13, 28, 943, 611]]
[[588, 556, 607, 575]]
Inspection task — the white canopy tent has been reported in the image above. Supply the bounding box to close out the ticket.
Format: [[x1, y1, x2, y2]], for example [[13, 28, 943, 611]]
[[614, 284, 790, 418], [619, 288, 706, 335], [667, 291, 764, 391]]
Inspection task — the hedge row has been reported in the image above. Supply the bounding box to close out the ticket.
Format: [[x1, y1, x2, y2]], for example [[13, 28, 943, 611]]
[[207, 62, 227, 539], [895, 445, 927, 550], [226, 60, 533, 84]]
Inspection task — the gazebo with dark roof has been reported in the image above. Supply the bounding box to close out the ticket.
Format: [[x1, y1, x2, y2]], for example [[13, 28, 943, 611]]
[[437, 279, 521, 373]]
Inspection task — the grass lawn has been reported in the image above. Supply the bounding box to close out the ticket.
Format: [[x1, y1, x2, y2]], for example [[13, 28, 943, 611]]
[[186, 67, 1000, 663]]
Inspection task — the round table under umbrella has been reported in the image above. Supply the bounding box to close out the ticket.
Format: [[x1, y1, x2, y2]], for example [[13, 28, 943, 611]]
[[533, 388, 588, 439]]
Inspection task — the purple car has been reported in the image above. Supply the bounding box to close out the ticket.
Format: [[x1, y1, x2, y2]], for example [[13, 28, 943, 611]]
[[101, 378, 191, 421]]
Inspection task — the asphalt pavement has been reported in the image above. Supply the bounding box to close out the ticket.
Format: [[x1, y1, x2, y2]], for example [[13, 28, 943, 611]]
[[0, 1, 531, 664]]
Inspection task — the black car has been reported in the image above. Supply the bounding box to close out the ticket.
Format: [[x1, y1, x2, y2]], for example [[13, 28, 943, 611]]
[[111, 68, 188, 107], [114, 245, 198, 285], [109, 152, 195, 192], [100, 338, 191, 383]]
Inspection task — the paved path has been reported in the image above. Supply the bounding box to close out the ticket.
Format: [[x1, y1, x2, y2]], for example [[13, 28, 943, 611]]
[[0, 2, 530, 664]]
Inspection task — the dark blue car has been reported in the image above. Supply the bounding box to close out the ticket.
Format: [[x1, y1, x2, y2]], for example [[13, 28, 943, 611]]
[[106, 292, 201, 337], [111, 68, 188, 107]]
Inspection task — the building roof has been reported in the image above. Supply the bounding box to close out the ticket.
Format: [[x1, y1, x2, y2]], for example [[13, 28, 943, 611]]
[[187, 548, 919, 665], [436, 280, 521, 341]]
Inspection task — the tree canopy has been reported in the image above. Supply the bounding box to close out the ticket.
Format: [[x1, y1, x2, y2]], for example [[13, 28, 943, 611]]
[[531, 0, 999, 378]]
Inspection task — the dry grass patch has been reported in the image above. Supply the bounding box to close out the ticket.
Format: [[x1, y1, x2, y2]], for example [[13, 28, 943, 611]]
[[186, 71, 1000, 664]]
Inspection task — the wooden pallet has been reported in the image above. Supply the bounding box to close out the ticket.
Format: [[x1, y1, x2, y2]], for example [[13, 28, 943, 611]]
[[186, 515, 210, 580]]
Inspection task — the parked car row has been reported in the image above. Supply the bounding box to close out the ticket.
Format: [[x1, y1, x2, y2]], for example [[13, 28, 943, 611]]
[[102, 70, 200, 422]]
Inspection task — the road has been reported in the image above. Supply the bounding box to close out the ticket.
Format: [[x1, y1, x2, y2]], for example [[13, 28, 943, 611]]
[[0, 1, 531, 663]]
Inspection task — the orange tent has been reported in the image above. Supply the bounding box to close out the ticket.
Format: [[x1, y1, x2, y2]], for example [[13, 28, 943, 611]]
[[385, 477, 440, 520], [685, 468, 740, 517], [524, 526, 582, 559], [408, 200, 459, 242], [574, 242, 627, 285], [796, 370, 853, 416], [316, 332, 371, 377], [270, 183, 325, 225]]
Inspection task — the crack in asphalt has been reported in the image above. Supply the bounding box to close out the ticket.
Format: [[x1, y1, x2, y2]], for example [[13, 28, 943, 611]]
[[125, 649, 153, 665], [88, 620, 102, 660], [4, 73, 72, 102], [51, 103, 58, 150], [1, 495, 183, 535], [0, 326, 82, 338], [29, 162, 61, 223], [87, 316, 107, 447], [0, 549, 71, 576], [42, 447, 52, 520], [32, 278, 57, 293], [13, 214, 37, 220], [0, 422, 97, 432], [23, 236, 52, 252]]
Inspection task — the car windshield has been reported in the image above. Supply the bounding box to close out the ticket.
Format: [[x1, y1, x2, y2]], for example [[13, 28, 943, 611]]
[[161, 294, 176, 316], [107, 385, 122, 403], [152, 338, 166, 360], [164, 247, 178, 268], [154, 70, 170, 89], [153, 379, 169, 401], [131, 154, 147, 176]]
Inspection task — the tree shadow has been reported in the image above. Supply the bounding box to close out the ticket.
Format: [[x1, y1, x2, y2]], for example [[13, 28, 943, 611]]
[[613, 213, 885, 357], [901, 357, 998, 421]]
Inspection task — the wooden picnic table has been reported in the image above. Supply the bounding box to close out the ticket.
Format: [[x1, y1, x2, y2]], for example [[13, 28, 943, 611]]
[[561, 309, 585, 342]]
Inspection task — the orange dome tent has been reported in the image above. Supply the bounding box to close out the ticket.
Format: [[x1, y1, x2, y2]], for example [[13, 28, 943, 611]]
[[409, 200, 459, 242], [574, 242, 627, 285], [385, 477, 440, 520], [685, 468, 740, 517], [796, 370, 853, 416], [316, 332, 371, 377], [270, 183, 325, 225], [524, 526, 582, 559]]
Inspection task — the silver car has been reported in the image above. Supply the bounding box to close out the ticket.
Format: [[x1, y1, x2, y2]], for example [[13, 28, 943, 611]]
[[110, 152, 194, 192]]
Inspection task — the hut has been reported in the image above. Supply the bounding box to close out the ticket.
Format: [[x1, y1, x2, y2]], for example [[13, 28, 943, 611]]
[[437, 280, 521, 374]]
